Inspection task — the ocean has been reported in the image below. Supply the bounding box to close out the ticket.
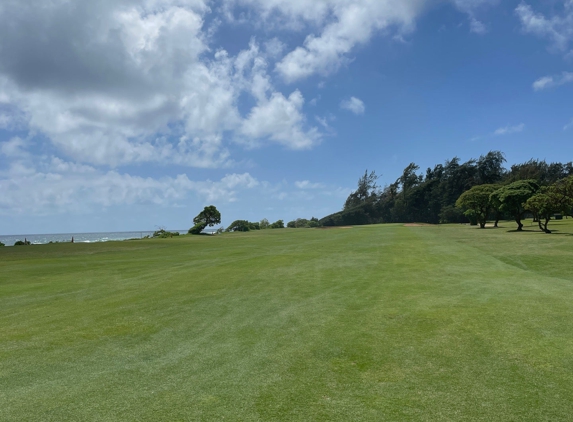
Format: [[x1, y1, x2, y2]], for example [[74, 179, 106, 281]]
[[0, 230, 195, 246]]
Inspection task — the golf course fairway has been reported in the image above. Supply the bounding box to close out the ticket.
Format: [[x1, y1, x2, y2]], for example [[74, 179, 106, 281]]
[[2, 221, 573, 421]]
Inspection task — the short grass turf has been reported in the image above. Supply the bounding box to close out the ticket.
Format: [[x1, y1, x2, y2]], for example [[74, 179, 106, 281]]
[[2, 220, 573, 421]]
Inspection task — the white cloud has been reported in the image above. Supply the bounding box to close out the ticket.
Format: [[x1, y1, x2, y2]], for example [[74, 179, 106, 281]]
[[314, 114, 337, 136], [469, 17, 487, 34], [0, 0, 508, 175], [264, 38, 286, 58], [516, 1, 573, 55], [220, 173, 259, 189], [315, 116, 329, 128], [532, 76, 555, 91], [240, 90, 321, 149], [0, 137, 28, 158], [0, 154, 261, 215], [451, 0, 497, 35], [340, 97, 366, 115], [274, 1, 425, 82], [295, 180, 325, 189], [532, 72, 573, 91], [0, 1, 322, 168], [0, 101, 26, 131], [493, 123, 525, 136], [564, 118, 573, 131]]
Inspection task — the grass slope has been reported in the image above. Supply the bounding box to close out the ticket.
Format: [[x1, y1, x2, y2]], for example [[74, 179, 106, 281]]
[[1, 220, 573, 420]]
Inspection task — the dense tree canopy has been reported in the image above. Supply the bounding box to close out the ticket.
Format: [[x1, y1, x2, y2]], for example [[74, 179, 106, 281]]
[[490, 180, 539, 231], [344, 170, 379, 210], [456, 184, 498, 228], [194, 205, 221, 227], [525, 191, 560, 233], [551, 176, 573, 212], [226, 220, 252, 232], [477, 151, 506, 185], [320, 151, 573, 228], [270, 220, 285, 229], [189, 205, 221, 235], [287, 217, 321, 228], [525, 177, 573, 233]]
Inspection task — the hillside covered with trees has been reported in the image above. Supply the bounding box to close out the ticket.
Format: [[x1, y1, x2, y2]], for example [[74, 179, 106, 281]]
[[320, 151, 573, 230]]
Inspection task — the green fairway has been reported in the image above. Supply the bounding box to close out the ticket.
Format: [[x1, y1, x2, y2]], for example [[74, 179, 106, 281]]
[[2, 221, 573, 421]]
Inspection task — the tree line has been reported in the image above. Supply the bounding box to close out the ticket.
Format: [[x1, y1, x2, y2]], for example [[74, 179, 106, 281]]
[[188, 204, 327, 234], [320, 151, 573, 233]]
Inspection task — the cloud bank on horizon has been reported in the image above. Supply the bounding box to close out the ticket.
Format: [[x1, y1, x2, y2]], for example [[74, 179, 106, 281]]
[[0, 0, 572, 233]]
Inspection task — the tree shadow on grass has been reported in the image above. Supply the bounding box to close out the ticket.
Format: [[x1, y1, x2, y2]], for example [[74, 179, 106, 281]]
[[504, 228, 573, 236], [549, 231, 573, 237]]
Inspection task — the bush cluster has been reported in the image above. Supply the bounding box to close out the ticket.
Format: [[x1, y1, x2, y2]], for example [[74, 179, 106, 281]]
[[153, 229, 180, 238], [286, 217, 321, 228], [226, 219, 284, 232]]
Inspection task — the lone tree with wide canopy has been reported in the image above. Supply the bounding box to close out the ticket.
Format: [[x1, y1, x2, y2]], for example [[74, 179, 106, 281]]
[[527, 177, 573, 233], [456, 184, 498, 228], [551, 176, 573, 217], [490, 180, 539, 231], [525, 190, 560, 233], [189, 205, 221, 235]]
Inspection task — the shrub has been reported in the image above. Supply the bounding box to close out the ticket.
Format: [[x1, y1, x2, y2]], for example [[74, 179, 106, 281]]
[[188, 224, 205, 235], [153, 229, 180, 238], [288, 218, 321, 228], [226, 220, 251, 232], [270, 220, 285, 229], [190, 205, 221, 235], [439, 205, 466, 224]]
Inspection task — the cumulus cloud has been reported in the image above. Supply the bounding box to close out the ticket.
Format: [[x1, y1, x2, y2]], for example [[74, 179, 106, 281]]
[[0, 0, 321, 168], [340, 97, 366, 115], [240, 90, 321, 149], [532, 72, 573, 91], [225, 0, 497, 84], [295, 180, 325, 189], [469, 17, 487, 34], [0, 137, 28, 158], [0, 0, 507, 170], [222, 1, 429, 82], [452, 0, 496, 32], [516, 1, 573, 55], [264, 38, 287, 58], [0, 154, 260, 215], [493, 123, 525, 136], [274, 1, 425, 82]]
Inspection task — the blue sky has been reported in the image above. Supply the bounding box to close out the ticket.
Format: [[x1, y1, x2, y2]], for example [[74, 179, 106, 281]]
[[0, 0, 572, 234]]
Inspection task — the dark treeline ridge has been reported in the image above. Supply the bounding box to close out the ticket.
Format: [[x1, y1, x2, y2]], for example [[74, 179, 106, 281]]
[[320, 151, 573, 227]]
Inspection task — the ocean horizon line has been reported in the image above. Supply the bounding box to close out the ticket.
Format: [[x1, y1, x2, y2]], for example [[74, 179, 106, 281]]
[[0, 229, 217, 247], [0, 229, 189, 237]]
